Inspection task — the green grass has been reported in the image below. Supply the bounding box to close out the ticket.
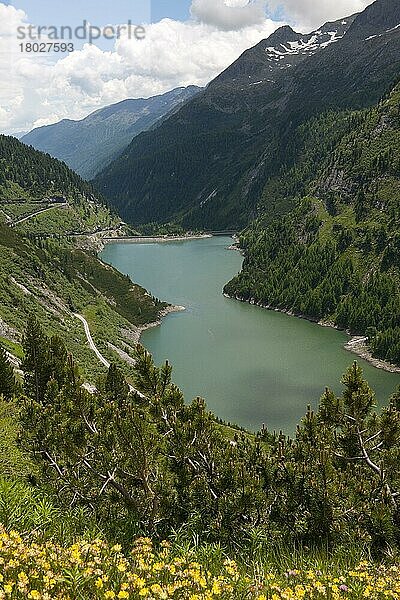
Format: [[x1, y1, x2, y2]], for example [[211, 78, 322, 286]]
[[0, 180, 30, 200], [15, 201, 120, 236], [0, 202, 48, 219], [0, 401, 34, 481], [0, 338, 23, 360]]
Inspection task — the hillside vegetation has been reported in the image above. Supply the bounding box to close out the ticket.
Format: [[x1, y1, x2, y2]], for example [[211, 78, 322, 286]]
[[0, 135, 95, 200], [0, 222, 165, 379], [0, 135, 121, 236], [0, 2, 400, 593], [226, 82, 400, 366], [1, 529, 400, 599], [0, 136, 166, 379], [1, 320, 400, 597]]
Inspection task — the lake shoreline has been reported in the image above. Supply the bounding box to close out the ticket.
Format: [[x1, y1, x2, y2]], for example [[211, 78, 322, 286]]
[[343, 336, 400, 374], [126, 305, 186, 346], [87, 232, 213, 253], [224, 293, 400, 374], [103, 234, 212, 245], [101, 235, 399, 432], [111, 232, 399, 375]]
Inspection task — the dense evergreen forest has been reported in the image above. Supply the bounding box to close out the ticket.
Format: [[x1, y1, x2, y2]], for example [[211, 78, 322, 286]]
[[0, 135, 99, 201], [0, 135, 121, 237], [226, 83, 400, 366], [1, 322, 400, 596]]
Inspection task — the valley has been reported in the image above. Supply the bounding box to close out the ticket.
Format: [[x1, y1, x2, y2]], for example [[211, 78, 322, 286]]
[[1, 0, 400, 595], [22, 86, 201, 180], [101, 236, 400, 433]]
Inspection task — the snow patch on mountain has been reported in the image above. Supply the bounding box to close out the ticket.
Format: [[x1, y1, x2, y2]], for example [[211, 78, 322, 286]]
[[265, 27, 343, 67], [366, 22, 400, 40]]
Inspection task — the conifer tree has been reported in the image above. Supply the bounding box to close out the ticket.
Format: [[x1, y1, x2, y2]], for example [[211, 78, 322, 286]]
[[21, 317, 50, 403], [105, 364, 129, 404], [389, 386, 400, 411], [341, 361, 376, 421], [319, 387, 343, 427]]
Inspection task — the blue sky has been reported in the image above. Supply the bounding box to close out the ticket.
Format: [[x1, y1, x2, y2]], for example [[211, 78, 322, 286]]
[[4, 1, 152, 25], [3, 0, 287, 53], [4, 1, 153, 51], [4, 0, 285, 26], [151, 2, 287, 36], [4, 0, 187, 24], [150, 0, 286, 23], [151, 0, 192, 22]]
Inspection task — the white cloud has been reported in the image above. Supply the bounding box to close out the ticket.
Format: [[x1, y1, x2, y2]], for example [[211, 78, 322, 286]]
[[0, 0, 376, 136], [0, 3, 282, 136], [0, 2, 27, 35], [268, 0, 371, 31], [191, 0, 267, 31]]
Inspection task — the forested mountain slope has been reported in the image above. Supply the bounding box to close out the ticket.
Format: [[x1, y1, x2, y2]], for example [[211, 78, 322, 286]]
[[0, 136, 166, 377], [94, 0, 400, 229], [22, 86, 200, 180], [0, 223, 164, 378], [0, 135, 96, 200], [0, 135, 120, 236], [225, 82, 400, 366]]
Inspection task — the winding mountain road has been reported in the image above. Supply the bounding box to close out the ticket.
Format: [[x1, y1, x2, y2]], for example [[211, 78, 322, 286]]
[[0, 208, 12, 223], [74, 313, 110, 369], [74, 313, 147, 399], [12, 203, 67, 226]]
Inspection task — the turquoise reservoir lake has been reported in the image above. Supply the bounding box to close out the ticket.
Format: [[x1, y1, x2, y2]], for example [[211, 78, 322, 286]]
[[101, 236, 400, 433]]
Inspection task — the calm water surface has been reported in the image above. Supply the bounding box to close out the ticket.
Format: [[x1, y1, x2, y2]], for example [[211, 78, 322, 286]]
[[101, 237, 400, 433]]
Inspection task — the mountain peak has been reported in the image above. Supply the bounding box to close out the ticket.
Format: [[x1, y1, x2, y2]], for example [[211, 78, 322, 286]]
[[209, 15, 357, 89], [265, 25, 301, 46], [94, 0, 400, 230]]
